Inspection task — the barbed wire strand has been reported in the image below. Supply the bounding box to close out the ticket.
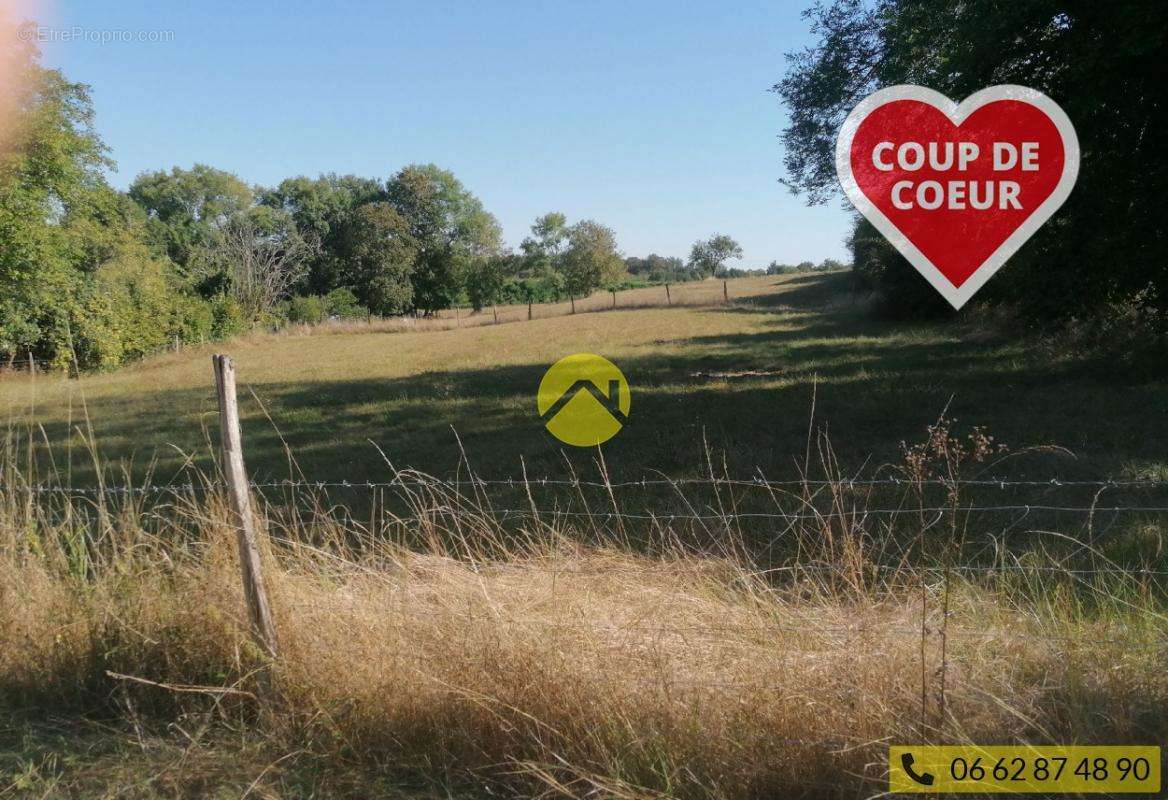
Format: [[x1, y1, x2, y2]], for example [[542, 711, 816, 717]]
[[14, 475, 1168, 496]]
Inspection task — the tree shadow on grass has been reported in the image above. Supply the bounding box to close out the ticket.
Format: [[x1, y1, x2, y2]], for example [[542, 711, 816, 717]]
[[44, 305, 1168, 494]]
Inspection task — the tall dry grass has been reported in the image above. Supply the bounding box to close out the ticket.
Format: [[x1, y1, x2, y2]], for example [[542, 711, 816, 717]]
[[2, 427, 1166, 798]]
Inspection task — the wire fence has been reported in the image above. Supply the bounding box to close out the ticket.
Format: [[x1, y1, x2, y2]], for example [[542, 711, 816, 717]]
[[10, 473, 1168, 584], [14, 474, 1168, 495]]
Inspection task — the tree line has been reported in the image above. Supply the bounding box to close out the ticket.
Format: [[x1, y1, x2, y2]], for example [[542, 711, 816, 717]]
[[1, 27, 759, 369]]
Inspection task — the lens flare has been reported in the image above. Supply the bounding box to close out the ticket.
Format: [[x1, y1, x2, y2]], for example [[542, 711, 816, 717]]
[[1, 0, 50, 154]]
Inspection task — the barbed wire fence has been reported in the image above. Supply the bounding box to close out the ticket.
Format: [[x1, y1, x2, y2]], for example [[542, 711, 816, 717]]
[[13, 472, 1168, 558], [7, 466, 1167, 788], [18, 473, 1168, 494]]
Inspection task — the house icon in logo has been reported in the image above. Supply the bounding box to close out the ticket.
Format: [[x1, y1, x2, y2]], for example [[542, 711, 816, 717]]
[[536, 354, 631, 447]]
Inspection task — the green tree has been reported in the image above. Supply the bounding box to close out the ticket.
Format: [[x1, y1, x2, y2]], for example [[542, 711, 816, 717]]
[[520, 212, 568, 264], [561, 220, 624, 296], [466, 254, 516, 312], [387, 164, 502, 314], [687, 234, 743, 277], [127, 164, 253, 272], [259, 174, 383, 294], [1, 26, 207, 366], [333, 202, 417, 316], [776, 0, 1168, 319], [1, 26, 107, 364]]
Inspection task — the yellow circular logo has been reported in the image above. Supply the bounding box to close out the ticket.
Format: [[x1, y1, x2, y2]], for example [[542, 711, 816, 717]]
[[537, 353, 631, 447]]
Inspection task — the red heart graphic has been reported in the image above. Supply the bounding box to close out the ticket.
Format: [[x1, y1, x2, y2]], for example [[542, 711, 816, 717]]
[[836, 86, 1079, 309]]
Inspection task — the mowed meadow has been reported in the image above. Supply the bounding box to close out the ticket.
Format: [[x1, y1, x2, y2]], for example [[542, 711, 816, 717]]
[[3, 271, 1168, 798]]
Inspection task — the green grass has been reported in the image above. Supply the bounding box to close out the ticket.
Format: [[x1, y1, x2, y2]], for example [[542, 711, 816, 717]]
[[3, 271, 1164, 489]]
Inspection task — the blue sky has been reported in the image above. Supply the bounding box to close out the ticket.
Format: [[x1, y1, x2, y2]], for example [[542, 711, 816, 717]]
[[36, 0, 852, 265]]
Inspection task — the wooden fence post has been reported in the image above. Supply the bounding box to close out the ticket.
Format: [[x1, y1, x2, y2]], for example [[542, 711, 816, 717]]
[[527, 299, 533, 320], [723, 279, 729, 303], [665, 284, 671, 306], [212, 354, 278, 660]]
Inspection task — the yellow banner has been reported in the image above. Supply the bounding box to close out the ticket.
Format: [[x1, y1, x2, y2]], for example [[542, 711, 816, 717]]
[[889, 745, 1160, 794]]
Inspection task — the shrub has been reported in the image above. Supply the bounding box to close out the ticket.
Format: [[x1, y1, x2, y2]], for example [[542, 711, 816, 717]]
[[499, 276, 565, 305], [211, 296, 246, 338], [285, 295, 328, 324], [68, 239, 215, 368], [323, 288, 366, 318]]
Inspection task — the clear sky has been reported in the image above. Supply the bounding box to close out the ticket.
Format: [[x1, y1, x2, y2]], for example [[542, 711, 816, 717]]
[[34, 0, 852, 265]]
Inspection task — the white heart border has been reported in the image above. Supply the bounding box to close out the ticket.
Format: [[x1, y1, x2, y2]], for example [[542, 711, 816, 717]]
[[834, 84, 1080, 310]]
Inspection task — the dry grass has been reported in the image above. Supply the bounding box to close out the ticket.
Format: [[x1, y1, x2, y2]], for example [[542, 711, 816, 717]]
[[2, 454, 1165, 798]]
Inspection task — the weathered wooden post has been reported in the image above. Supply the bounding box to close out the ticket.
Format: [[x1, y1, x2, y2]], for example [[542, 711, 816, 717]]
[[723, 279, 729, 303], [665, 284, 671, 307], [527, 299, 533, 321], [212, 354, 278, 660]]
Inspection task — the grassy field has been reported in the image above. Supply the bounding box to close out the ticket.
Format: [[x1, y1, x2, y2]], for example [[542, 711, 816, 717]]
[[2, 271, 1167, 798], [2, 271, 1165, 488]]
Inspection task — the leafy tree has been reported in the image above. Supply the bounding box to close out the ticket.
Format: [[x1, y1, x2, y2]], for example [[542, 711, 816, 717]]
[[466, 253, 517, 312], [127, 164, 253, 271], [776, 0, 1168, 319], [687, 234, 743, 277], [332, 202, 417, 316], [259, 174, 383, 294], [1, 30, 106, 363], [520, 212, 569, 265], [387, 164, 502, 314], [1, 27, 208, 367], [561, 220, 624, 296], [71, 235, 212, 366]]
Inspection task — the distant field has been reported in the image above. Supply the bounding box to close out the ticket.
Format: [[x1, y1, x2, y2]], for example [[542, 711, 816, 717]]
[[2, 270, 1166, 491]]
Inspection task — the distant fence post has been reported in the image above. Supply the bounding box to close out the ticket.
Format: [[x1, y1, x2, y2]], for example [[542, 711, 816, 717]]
[[723, 279, 729, 303], [212, 354, 278, 661], [665, 284, 671, 307], [527, 299, 533, 320]]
